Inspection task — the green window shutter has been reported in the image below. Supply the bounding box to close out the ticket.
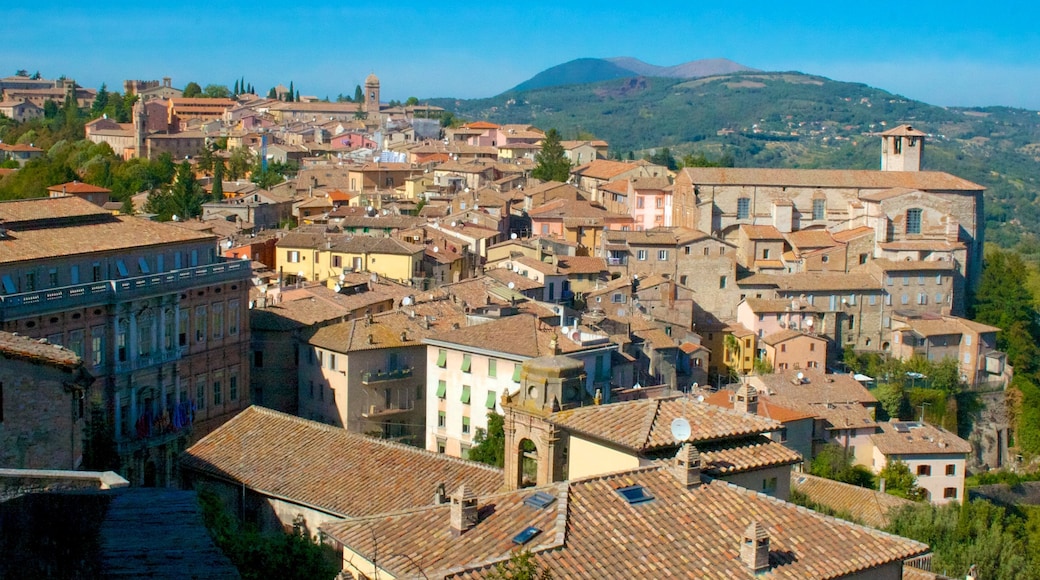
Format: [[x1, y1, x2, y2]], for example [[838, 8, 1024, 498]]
[[485, 390, 497, 409], [462, 354, 472, 372], [436, 349, 447, 368], [462, 416, 471, 433], [512, 363, 522, 382], [488, 359, 497, 378], [436, 380, 446, 399], [461, 385, 471, 404]]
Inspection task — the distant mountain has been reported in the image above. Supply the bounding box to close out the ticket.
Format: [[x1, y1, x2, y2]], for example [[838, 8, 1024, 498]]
[[429, 71, 1040, 248], [511, 57, 757, 92], [604, 57, 757, 79]]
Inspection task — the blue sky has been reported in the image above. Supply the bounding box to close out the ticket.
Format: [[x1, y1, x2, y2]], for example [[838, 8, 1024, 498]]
[[3, 2, 1038, 108]]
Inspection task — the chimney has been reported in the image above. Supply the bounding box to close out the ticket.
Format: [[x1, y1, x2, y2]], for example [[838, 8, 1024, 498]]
[[740, 521, 771, 574], [449, 484, 478, 535], [367, 334, 374, 345], [400, 330, 408, 342], [433, 483, 447, 505], [734, 384, 759, 415], [672, 443, 701, 489]]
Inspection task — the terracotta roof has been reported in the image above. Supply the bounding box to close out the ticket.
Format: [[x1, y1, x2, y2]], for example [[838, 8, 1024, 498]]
[[894, 316, 999, 337], [556, 256, 607, 275], [677, 167, 982, 191], [790, 472, 913, 529], [705, 390, 815, 423], [880, 124, 928, 137], [0, 200, 214, 264], [630, 176, 671, 190], [761, 329, 825, 346], [250, 283, 404, 330], [305, 299, 466, 353], [322, 467, 927, 579], [871, 421, 972, 456], [751, 370, 878, 407], [424, 313, 593, 359], [0, 330, 85, 371], [741, 224, 785, 240], [550, 394, 780, 452], [831, 226, 875, 242], [785, 229, 838, 249], [485, 268, 543, 291], [697, 435, 803, 475], [744, 272, 882, 292], [572, 159, 645, 180], [180, 406, 503, 518]]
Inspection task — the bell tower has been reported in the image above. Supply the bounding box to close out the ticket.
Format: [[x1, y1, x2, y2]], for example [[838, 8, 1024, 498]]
[[880, 124, 926, 172], [133, 99, 148, 159], [364, 73, 380, 114]]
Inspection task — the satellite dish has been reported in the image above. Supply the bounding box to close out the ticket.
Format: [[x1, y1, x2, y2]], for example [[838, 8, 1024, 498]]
[[692, 382, 699, 389], [805, 318, 814, 327], [507, 281, 515, 289], [797, 372, 805, 381], [339, 274, 346, 281], [561, 326, 570, 335], [451, 221, 457, 227], [297, 270, 304, 278], [670, 417, 692, 443], [696, 395, 705, 403], [511, 233, 518, 239], [633, 382, 642, 390], [333, 284, 342, 292], [433, 246, 439, 253]]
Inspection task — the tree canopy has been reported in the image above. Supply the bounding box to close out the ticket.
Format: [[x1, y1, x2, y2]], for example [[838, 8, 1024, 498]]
[[532, 128, 571, 182]]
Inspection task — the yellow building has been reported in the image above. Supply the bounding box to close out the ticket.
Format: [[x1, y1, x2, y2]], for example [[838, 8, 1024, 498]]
[[275, 231, 423, 285]]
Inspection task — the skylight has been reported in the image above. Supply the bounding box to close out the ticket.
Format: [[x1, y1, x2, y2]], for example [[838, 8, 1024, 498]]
[[524, 491, 556, 510], [512, 526, 541, 545], [616, 485, 654, 504]]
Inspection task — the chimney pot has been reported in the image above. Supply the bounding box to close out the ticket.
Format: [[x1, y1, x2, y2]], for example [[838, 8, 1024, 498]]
[[741, 521, 771, 573], [673, 443, 701, 488], [449, 484, 478, 535]]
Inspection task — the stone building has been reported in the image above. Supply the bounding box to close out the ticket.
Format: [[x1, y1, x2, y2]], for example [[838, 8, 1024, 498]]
[[0, 196, 251, 486]]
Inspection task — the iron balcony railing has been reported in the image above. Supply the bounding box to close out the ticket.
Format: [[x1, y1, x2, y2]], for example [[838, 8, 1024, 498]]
[[0, 259, 251, 320]]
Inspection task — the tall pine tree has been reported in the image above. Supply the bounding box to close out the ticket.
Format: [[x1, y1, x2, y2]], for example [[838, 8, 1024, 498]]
[[532, 128, 572, 182]]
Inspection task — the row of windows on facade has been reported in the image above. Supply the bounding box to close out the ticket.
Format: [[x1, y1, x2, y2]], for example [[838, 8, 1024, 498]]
[[734, 200, 926, 235], [116, 368, 239, 437], [0, 250, 213, 294], [305, 378, 421, 410], [436, 350, 522, 380], [46, 302, 240, 368]]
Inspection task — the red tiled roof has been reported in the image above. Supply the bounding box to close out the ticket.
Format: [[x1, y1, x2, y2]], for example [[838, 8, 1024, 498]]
[[46, 181, 111, 194], [678, 167, 982, 191], [181, 406, 503, 517], [322, 467, 927, 579]]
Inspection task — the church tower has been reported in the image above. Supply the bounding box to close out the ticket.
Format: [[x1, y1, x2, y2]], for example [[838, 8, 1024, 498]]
[[133, 98, 148, 159], [364, 73, 380, 114], [880, 124, 926, 171]]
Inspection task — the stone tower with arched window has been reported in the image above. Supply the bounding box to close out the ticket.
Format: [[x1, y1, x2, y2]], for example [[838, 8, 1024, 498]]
[[364, 73, 380, 115], [501, 353, 587, 490], [880, 124, 926, 172]]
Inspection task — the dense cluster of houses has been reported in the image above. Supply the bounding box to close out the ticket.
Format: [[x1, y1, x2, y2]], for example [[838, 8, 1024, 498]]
[[0, 73, 993, 578]]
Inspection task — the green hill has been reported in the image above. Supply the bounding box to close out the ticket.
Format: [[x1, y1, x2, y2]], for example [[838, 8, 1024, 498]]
[[429, 71, 1040, 248], [511, 58, 636, 92]]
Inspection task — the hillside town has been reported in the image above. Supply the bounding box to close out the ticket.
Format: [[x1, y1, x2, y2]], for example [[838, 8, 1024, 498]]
[[0, 72, 1014, 578]]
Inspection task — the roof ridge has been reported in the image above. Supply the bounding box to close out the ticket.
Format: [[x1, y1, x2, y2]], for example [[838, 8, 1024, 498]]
[[241, 406, 503, 473], [641, 400, 664, 451]]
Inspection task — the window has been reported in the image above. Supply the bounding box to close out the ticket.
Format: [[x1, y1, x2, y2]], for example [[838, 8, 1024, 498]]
[[288, 250, 300, 263], [655, 197, 663, 209], [848, 315, 855, 330], [436, 380, 446, 399], [138, 257, 150, 274], [762, 477, 778, 493], [179, 309, 189, 347], [486, 391, 497, 409], [762, 249, 770, 260], [636, 197, 644, 209], [611, 293, 624, 304], [195, 306, 207, 343], [92, 263, 102, 282], [965, 335, 972, 346], [917, 464, 931, 476], [964, 352, 971, 364], [513, 364, 522, 382], [859, 253, 869, 265], [115, 260, 129, 277], [229, 369, 238, 400], [91, 326, 105, 367], [462, 416, 471, 435], [253, 350, 263, 367], [25, 272, 36, 291], [901, 294, 909, 305], [809, 342, 815, 352], [437, 411, 446, 428], [918, 293, 927, 305], [944, 487, 957, 499], [658, 250, 668, 261], [737, 197, 750, 219], [703, 246, 709, 256], [436, 349, 447, 368], [869, 295, 877, 306], [812, 198, 825, 221], [211, 303, 224, 339], [936, 274, 943, 285], [780, 344, 786, 353], [116, 320, 128, 362], [213, 371, 223, 406], [329, 353, 337, 371], [946, 464, 956, 476], [906, 208, 922, 235], [437, 439, 446, 454], [196, 376, 206, 410], [228, 300, 239, 335], [680, 275, 688, 285], [903, 276, 909, 286], [637, 250, 648, 261], [719, 276, 727, 289], [462, 354, 472, 373], [461, 385, 472, 404], [48, 268, 58, 287], [67, 330, 84, 358], [332, 255, 342, 268], [488, 359, 497, 378]]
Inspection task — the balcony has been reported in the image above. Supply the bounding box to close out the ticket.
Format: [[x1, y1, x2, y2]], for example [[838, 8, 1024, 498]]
[[113, 348, 184, 374], [0, 259, 251, 320], [361, 403, 416, 418], [607, 257, 627, 266], [115, 402, 195, 454], [361, 367, 414, 384]]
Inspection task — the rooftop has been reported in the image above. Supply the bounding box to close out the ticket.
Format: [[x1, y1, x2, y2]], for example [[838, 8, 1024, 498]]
[[677, 167, 982, 191], [871, 421, 973, 456], [180, 406, 504, 518]]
